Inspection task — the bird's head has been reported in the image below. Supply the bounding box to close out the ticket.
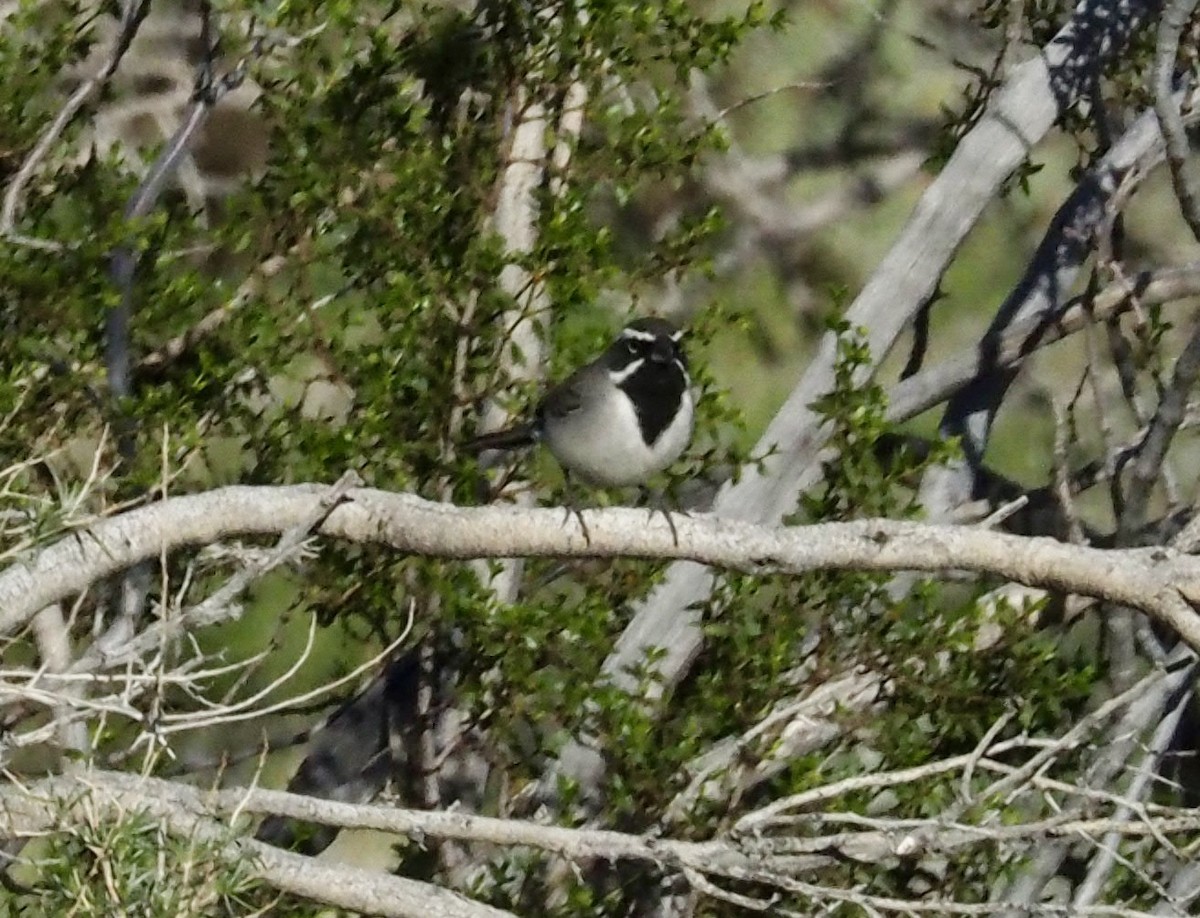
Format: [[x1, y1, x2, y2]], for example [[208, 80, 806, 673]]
[[609, 317, 687, 376]]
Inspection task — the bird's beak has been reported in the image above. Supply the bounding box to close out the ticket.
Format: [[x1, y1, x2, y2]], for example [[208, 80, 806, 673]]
[[650, 338, 674, 363]]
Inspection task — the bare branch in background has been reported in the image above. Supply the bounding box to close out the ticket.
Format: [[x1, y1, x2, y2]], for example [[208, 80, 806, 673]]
[[564, 1, 1164, 804], [29, 603, 89, 755], [9, 699, 1200, 918], [922, 94, 1191, 520], [690, 69, 924, 248], [1153, 0, 1200, 244], [1070, 684, 1192, 910], [1116, 320, 1200, 540], [888, 263, 1200, 424], [472, 32, 589, 603], [989, 654, 1195, 912], [721, 0, 1160, 525]]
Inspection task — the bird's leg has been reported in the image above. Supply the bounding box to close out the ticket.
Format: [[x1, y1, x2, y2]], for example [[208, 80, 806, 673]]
[[560, 472, 592, 545], [640, 485, 680, 547]]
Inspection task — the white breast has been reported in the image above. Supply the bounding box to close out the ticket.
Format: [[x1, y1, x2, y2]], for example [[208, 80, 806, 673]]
[[544, 387, 694, 487]]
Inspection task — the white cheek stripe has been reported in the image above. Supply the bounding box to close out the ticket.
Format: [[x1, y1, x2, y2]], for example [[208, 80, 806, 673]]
[[608, 358, 645, 385]]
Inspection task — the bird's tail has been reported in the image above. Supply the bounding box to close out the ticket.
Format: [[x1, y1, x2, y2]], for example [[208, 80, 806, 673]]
[[462, 423, 537, 453]]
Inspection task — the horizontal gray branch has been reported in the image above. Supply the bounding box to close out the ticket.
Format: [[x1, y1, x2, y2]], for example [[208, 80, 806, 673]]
[[3, 484, 1200, 650]]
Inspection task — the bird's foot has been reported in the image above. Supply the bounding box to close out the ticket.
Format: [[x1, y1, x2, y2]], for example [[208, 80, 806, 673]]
[[560, 494, 592, 545], [640, 486, 685, 547]]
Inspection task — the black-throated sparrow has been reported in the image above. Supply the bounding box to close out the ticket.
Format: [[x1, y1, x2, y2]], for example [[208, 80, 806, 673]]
[[465, 317, 694, 487]]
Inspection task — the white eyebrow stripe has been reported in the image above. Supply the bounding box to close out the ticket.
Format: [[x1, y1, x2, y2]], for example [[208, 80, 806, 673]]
[[608, 357, 645, 384], [621, 328, 659, 342]]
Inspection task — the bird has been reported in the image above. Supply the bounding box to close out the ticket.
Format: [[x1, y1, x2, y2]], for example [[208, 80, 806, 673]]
[[465, 317, 694, 489], [255, 651, 421, 855]]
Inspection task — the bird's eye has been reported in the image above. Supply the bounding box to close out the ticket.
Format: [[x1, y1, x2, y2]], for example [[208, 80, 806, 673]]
[[625, 339, 639, 355]]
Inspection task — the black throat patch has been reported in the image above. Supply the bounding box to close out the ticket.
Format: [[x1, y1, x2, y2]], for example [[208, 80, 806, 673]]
[[617, 359, 688, 446]]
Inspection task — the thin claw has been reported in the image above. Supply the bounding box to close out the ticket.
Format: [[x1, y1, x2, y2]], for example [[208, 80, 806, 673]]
[[559, 473, 592, 545], [559, 481, 592, 545], [640, 487, 681, 547], [576, 506, 592, 545], [648, 504, 679, 547], [562, 504, 591, 544]]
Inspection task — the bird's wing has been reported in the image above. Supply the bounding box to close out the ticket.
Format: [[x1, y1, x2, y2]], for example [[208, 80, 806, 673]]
[[537, 370, 587, 420]]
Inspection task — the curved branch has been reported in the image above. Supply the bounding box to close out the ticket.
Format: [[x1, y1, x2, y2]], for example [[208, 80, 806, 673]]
[[0, 771, 511, 918], [3, 484, 1200, 649]]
